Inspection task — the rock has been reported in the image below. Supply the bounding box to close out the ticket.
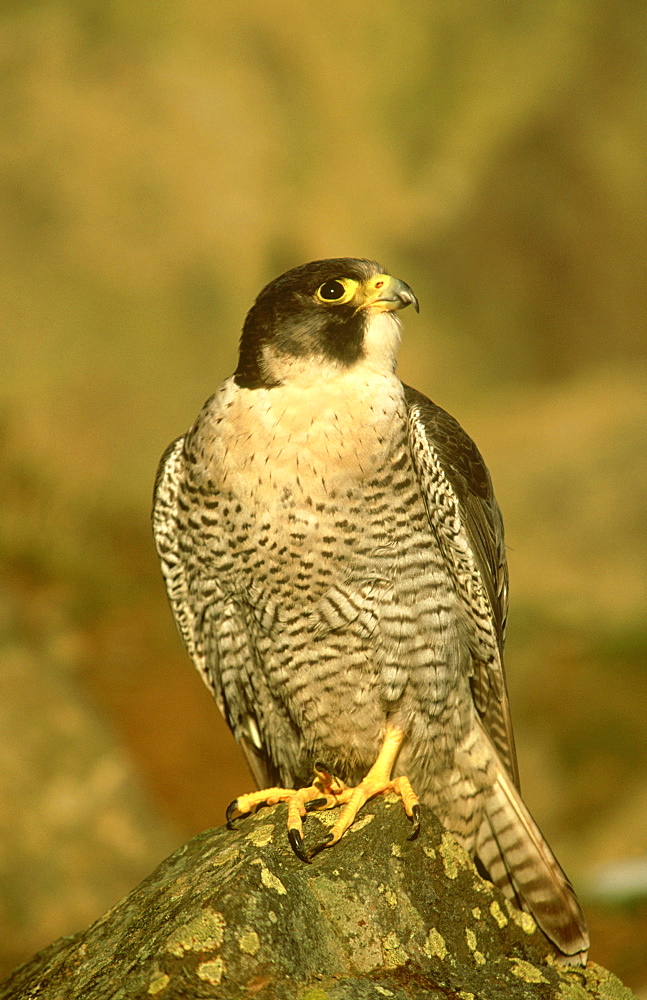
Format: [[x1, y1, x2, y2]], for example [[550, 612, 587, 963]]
[[0, 797, 636, 999]]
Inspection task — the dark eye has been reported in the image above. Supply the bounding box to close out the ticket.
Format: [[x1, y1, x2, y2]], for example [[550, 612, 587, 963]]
[[317, 279, 346, 301], [314, 277, 358, 305]]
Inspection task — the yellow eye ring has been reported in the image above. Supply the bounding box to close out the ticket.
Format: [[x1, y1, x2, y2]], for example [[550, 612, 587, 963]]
[[315, 278, 358, 305]]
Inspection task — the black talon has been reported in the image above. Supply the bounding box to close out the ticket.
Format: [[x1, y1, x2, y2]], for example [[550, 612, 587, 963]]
[[408, 803, 421, 840], [226, 799, 240, 829], [288, 827, 310, 863], [305, 797, 328, 812], [307, 833, 334, 861], [227, 797, 263, 829]]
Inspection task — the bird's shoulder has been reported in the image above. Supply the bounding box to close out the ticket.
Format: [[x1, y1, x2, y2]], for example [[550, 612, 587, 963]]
[[152, 434, 187, 522], [403, 384, 492, 502]]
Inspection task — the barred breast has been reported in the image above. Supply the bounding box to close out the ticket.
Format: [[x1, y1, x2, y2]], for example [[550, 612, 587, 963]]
[[162, 370, 483, 816]]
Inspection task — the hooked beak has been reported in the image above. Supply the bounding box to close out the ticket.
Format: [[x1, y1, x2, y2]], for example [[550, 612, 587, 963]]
[[362, 273, 419, 314]]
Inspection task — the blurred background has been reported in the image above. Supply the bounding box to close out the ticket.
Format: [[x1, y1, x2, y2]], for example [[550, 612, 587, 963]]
[[1, 0, 646, 990]]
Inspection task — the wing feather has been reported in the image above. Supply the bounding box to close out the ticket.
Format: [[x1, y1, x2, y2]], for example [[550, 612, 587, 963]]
[[152, 435, 279, 790], [404, 384, 519, 788], [152, 436, 209, 678]]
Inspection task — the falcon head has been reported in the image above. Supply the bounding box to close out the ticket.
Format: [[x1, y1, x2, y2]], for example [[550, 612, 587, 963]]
[[234, 258, 419, 387]]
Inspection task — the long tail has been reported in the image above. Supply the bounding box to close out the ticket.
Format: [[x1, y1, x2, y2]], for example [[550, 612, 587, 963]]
[[476, 768, 589, 964]]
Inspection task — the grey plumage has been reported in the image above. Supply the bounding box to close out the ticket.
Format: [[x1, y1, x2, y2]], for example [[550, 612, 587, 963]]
[[153, 258, 589, 962]]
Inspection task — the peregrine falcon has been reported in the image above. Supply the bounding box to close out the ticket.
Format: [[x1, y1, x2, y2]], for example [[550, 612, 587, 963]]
[[153, 258, 589, 963]]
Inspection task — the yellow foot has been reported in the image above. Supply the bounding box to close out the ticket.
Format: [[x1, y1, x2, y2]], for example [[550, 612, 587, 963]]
[[309, 764, 420, 859], [225, 763, 348, 862], [226, 726, 420, 862]]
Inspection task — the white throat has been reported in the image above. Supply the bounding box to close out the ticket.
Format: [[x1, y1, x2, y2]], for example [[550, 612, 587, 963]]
[[361, 310, 402, 375]]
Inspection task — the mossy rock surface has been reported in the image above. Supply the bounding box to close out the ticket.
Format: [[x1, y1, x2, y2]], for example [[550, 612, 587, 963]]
[[0, 798, 636, 999]]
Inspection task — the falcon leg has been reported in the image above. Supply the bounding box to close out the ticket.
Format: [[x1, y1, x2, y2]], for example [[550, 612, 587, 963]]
[[308, 724, 420, 859]]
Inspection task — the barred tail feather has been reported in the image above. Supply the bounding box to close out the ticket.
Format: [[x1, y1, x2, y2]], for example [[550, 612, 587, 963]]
[[476, 769, 589, 964]]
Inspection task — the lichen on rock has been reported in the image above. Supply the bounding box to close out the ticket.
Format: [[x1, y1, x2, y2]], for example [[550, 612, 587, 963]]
[[0, 800, 637, 1000]]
